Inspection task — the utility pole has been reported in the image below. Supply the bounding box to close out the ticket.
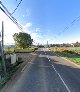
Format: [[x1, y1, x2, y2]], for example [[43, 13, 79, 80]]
[[38, 43, 39, 47], [47, 41, 48, 47], [1, 21, 6, 74]]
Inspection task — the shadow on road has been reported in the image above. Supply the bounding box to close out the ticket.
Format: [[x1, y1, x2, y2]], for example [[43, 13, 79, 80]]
[[35, 50, 80, 92], [49, 57, 80, 92], [1, 50, 80, 92], [35, 51, 56, 56]]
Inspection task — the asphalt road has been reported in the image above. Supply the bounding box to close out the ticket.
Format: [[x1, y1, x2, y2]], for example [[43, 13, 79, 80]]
[[1, 48, 80, 92]]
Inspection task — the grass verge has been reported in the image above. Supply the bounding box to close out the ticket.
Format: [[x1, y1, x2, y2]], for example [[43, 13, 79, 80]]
[[4, 47, 38, 53], [55, 51, 80, 65]]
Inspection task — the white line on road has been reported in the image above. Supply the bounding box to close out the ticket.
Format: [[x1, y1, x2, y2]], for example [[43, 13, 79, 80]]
[[46, 56, 49, 59], [21, 60, 32, 72], [49, 59, 50, 61], [21, 65, 27, 72], [52, 65, 71, 92]]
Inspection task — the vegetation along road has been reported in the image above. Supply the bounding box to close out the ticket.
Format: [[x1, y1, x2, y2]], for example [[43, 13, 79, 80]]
[[1, 48, 80, 92]]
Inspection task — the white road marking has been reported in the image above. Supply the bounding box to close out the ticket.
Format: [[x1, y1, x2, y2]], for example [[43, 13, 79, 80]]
[[49, 59, 50, 61], [52, 65, 71, 92], [21, 60, 33, 72], [21, 64, 27, 72]]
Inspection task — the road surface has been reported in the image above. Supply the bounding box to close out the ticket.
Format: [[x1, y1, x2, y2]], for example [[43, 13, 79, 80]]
[[1, 48, 80, 92]]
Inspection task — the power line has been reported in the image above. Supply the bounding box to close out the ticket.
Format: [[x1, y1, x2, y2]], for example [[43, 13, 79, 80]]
[[0, 1, 25, 33], [0, 1, 17, 21], [55, 15, 80, 38], [49, 15, 80, 42], [12, 0, 23, 14], [0, 7, 24, 32]]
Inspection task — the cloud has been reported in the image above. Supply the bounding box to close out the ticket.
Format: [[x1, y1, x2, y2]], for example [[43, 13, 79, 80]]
[[0, 10, 40, 45], [35, 28, 40, 32], [24, 28, 52, 45], [22, 15, 25, 18], [25, 23, 32, 28], [0, 11, 21, 45], [23, 22, 32, 34], [22, 8, 30, 18], [0, 11, 54, 45], [23, 23, 43, 44], [26, 8, 31, 17]]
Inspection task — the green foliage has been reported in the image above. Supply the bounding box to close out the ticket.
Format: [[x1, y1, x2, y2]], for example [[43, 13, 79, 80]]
[[70, 50, 80, 53], [13, 32, 33, 49], [15, 47, 36, 52], [56, 51, 80, 64], [5, 59, 13, 73], [0, 74, 10, 89], [0, 58, 21, 89], [4, 47, 14, 54]]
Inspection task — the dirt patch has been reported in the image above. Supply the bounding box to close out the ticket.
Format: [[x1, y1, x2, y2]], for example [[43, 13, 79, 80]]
[[62, 50, 80, 56]]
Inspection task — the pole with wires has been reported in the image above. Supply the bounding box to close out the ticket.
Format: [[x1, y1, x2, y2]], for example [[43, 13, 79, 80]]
[[0, 1, 24, 33], [1, 21, 6, 74]]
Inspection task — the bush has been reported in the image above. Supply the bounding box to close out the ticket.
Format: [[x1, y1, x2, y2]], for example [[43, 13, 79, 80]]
[[0, 74, 10, 89]]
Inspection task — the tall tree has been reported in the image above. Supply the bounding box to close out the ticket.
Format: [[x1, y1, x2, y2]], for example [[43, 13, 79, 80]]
[[13, 32, 33, 49]]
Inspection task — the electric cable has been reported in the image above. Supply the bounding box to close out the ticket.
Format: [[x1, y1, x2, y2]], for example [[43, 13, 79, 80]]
[[0, 1, 24, 33], [0, 7, 24, 32], [12, 0, 23, 14]]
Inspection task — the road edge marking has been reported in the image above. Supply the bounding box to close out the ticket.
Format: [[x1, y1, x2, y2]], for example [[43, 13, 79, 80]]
[[49, 59, 50, 61], [21, 60, 33, 72], [21, 64, 28, 72], [52, 64, 71, 92]]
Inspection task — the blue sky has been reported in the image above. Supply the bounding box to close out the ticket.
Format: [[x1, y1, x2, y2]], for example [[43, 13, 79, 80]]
[[1, 0, 80, 45]]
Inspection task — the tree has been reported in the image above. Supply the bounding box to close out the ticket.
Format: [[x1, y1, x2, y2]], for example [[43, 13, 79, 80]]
[[74, 41, 80, 47], [13, 32, 33, 49]]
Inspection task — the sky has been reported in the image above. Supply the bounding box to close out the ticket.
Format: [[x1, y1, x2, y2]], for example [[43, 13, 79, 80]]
[[0, 0, 80, 45]]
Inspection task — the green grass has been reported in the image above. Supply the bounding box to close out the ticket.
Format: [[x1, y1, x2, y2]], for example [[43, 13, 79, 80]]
[[0, 74, 10, 89], [16, 47, 38, 52], [55, 51, 80, 64], [4, 47, 38, 53], [0, 56, 9, 89], [4, 48, 14, 53], [0, 65, 19, 89], [0, 64, 20, 89], [70, 50, 80, 53], [0, 56, 21, 89], [0, 56, 3, 76]]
